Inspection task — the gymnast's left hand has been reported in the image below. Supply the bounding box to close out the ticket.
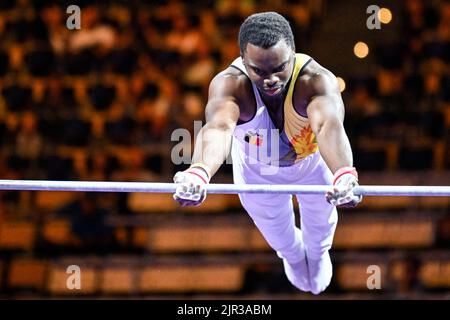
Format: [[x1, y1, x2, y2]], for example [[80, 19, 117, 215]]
[[326, 166, 362, 208]]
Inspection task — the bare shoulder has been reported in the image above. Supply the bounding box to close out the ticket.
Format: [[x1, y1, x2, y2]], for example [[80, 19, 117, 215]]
[[209, 67, 255, 121], [293, 59, 343, 117], [296, 59, 340, 98]]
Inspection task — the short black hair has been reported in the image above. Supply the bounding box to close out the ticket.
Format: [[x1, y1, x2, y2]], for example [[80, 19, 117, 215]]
[[239, 12, 295, 55]]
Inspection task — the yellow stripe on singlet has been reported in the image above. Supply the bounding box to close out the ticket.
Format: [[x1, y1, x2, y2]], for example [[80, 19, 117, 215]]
[[284, 53, 318, 161]]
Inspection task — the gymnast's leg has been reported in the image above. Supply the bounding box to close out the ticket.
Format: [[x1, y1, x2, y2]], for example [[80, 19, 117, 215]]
[[296, 155, 338, 295]]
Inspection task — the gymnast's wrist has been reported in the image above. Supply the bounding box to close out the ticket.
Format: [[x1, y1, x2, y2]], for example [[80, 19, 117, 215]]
[[188, 162, 212, 183], [332, 166, 358, 185]]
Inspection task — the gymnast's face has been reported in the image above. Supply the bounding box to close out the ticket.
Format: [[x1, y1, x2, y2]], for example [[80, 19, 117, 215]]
[[243, 39, 295, 98]]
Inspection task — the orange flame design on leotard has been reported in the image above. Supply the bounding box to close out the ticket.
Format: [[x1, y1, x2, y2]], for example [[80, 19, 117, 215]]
[[290, 125, 318, 161]]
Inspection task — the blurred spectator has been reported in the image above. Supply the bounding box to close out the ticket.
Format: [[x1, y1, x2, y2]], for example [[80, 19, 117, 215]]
[[7, 44, 25, 72], [345, 84, 381, 139], [392, 258, 421, 294], [176, 91, 205, 131], [3, 112, 19, 148], [165, 13, 204, 57], [215, 0, 255, 17], [67, 6, 116, 54], [0, 154, 21, 212], [376, 69, 406, 125], [199, 10, 221, 49], [182, 41, 217, 93], [111, 148, 157, 182], [2, 83, 32, 111], [107, 28, 137, 75], [149, 77, 179, 140], [15, 111, 42, 160], [58, 193, 118, 253], [85, 149, 118, 181], [104, 102, 135, 145], [40, 4, 68, 55]]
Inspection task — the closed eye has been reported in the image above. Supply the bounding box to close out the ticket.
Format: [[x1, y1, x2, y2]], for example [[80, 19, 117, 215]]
[[252, 67, 265, 76], [272, 63, 287, 73]]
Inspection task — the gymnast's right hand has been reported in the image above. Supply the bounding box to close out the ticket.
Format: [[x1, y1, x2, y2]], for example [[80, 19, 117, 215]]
[[173, 163, 211, 206]]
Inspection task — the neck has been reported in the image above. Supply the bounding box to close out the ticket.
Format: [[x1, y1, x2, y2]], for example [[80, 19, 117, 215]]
[[259, 81, 290, 111]]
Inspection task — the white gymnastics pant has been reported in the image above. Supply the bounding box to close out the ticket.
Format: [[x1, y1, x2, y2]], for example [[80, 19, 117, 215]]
[[231, 140, 338, 263]]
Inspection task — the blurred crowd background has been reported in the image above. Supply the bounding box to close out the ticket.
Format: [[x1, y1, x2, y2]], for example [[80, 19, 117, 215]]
[[0, 0, 449, 299]]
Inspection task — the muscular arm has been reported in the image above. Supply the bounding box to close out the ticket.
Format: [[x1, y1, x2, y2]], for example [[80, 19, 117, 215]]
[[306, 71, 353, 174], [191, 72, 241, 177]]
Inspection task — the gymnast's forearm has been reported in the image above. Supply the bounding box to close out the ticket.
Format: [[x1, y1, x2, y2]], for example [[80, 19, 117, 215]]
[[316, 118, 353, 174], [191, 122, 234, 178]]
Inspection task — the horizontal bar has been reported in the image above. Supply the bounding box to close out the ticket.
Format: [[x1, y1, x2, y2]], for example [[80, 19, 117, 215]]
[[0, 180, 449, 196]]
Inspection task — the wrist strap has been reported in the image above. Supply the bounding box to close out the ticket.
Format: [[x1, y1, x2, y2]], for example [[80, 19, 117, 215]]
[[185, 168, 209, 184], [190, 162, 211, 181], [333, 166, 358, 185]]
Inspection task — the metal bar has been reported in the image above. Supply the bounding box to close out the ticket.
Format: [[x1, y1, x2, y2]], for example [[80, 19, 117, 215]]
[[0, 180, 449, 196]]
